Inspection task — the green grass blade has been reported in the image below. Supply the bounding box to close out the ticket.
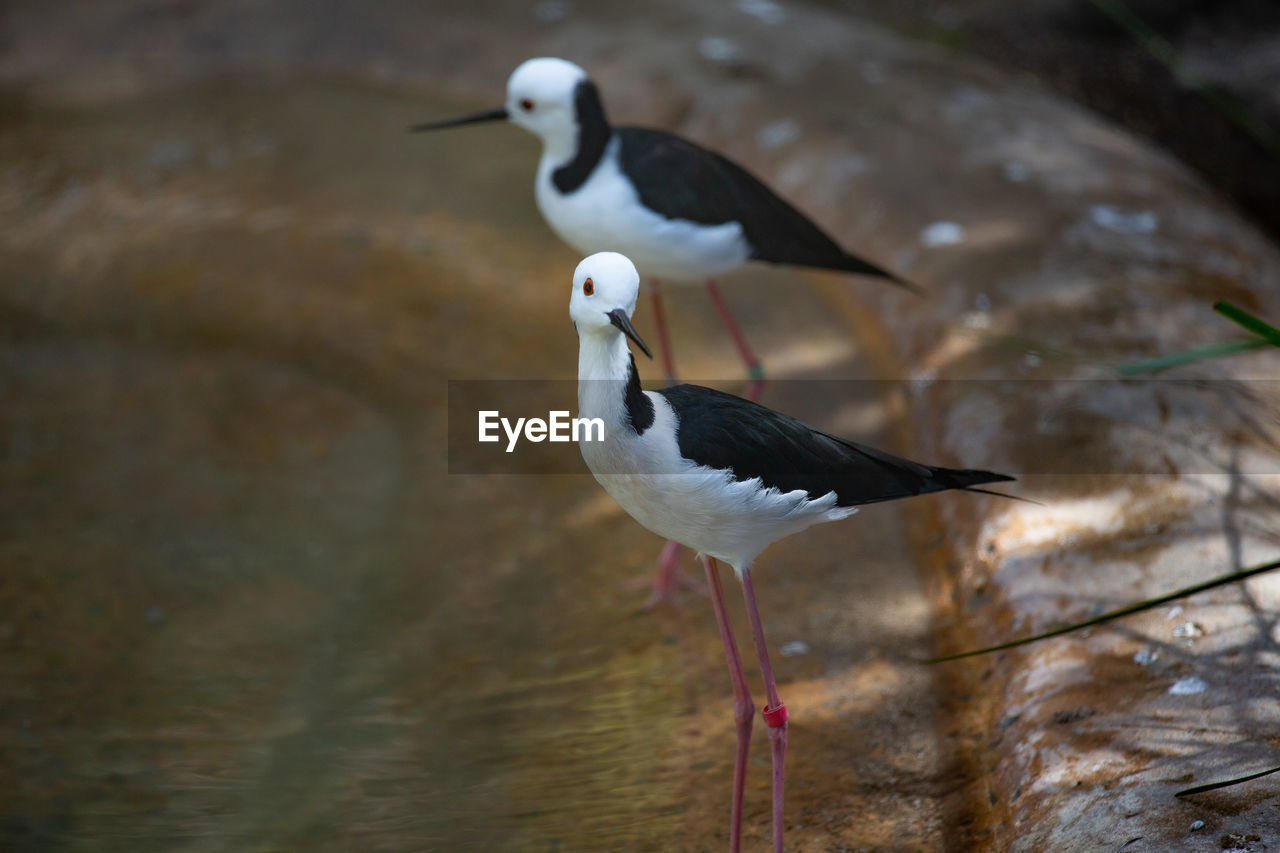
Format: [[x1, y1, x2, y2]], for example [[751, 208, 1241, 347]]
[[1176, 764, 1280, 798], [1214, 301, 1280, 346], [1116, 338, 1268, 376], [1089, 0, 1280, 162], [924, 557, 1280, 663]]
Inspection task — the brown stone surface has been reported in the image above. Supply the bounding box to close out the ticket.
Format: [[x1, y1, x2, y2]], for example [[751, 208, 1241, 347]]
[[2, 1, 1279, 851]]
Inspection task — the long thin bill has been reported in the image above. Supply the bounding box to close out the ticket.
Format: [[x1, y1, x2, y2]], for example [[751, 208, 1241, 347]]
[[608, 309, 654, 360], [408, 107, 508, 133]]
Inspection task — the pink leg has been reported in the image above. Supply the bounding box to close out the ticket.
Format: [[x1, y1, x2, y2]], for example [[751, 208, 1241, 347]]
[[740, 566, 787, 853], [648, 539, 687, 608], [619, 540, 704, 608], [704, 279, 765, 401], [703, 556, 754, 853], [648, 277, 678, 384], [646, 278, 686, 602]]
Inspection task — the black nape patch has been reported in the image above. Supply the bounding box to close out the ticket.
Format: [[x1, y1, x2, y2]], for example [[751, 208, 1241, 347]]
[[623, 354, 654, 435], [553, 80, 611, 194]]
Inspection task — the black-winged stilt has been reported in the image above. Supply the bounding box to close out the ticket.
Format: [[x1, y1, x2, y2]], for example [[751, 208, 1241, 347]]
[[568, 252, 1010, 853], [413, 57, 912, 395], [415, 57, 915, 603]]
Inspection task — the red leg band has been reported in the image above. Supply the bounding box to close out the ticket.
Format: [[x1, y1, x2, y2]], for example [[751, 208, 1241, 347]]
[[762, 703, 788, 728]]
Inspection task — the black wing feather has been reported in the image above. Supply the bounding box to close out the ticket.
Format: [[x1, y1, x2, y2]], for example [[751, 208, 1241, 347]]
[[617, 126, 907, 284], [657, 384, 1011, 507]]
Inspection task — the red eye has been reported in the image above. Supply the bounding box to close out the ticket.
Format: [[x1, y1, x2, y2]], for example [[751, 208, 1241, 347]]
[[520, 98, 534, 111], [583, 278, 594, 295]]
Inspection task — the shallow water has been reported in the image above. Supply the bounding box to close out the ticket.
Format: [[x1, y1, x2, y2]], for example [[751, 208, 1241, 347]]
[[1, 76, 956, 851]]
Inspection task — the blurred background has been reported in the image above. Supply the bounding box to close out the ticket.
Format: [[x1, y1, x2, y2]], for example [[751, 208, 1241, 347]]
[[3, 1, 1279, 851]]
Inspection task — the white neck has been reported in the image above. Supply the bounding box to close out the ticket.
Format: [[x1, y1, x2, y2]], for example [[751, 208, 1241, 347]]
[[577, 328, 633, 427], [538, 124, 581, 172]]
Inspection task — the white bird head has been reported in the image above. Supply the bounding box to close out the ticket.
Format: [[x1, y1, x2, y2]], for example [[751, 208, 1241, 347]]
[[569, 252, 652, 358], [409, 57, 599, 150], [504, 58, 589, 139]]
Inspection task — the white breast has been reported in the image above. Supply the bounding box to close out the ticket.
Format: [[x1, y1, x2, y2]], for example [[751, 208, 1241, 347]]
[[536, 139, 752, 282]]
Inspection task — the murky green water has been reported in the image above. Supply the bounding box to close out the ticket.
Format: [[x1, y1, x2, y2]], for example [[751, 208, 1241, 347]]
[[1, 75, 954, 852], [0, 76, 705, 851]]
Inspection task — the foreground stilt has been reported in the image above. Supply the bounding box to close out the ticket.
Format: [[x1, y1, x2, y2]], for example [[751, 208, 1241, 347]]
[[569, 253, 1013, 853]]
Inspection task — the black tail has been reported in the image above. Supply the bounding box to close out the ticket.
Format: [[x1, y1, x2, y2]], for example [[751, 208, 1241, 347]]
[[929, 466, 1015, 492], [834, 252, 924, 295], [919, 465, 1024, 501], [926, 468, 1036, 505], [959, 483, 1039, 505], [823, 434, 1019, 508]]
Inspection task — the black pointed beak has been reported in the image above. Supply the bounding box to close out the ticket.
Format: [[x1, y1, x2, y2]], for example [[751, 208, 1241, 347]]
[[608, 308, 653, 360], [408, 107, 509, 133]]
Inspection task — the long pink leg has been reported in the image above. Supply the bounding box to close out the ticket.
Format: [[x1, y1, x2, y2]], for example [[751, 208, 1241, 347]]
[[703, 556, 754, 853], [740, 566, 787, 853], [648, 277, 678, 384], [647, 539, 684, 607], [645, 279, 685, 603], [621, 539, 703, 608], [704, 278, 765, 402]]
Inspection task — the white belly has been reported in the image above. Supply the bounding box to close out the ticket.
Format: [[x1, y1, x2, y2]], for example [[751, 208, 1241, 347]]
[[536, 140, 752, 282]]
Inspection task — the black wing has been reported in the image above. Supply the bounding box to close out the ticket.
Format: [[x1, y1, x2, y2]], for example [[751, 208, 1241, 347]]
[[657, 384, 1011, 507], [617, 126, 908, 285]]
